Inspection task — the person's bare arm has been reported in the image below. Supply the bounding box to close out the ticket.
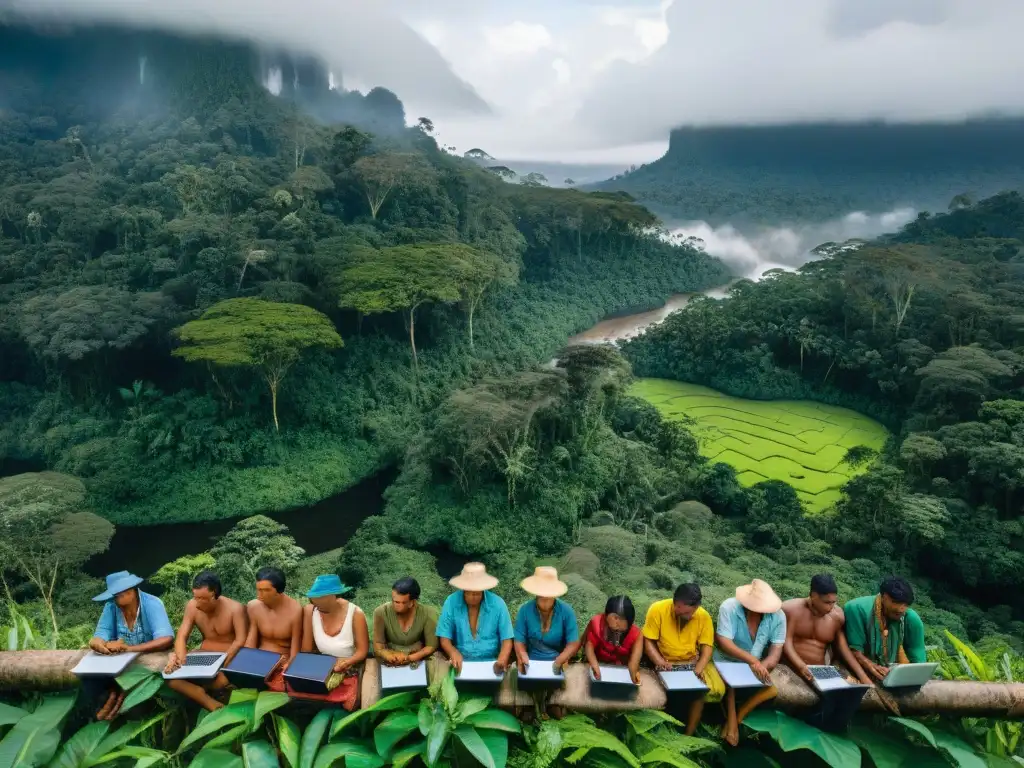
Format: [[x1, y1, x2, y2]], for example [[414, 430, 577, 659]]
[[300, 605, 315, 654], [693, 644, 713, 680], [127, 635, 173, 653], [716, 634, 771, 682], [225, 603, 247, 665], [554, 640, 581, 671], [783, 612, 813, 683], [89, 636, 111, 654], [513, 640, 530, 672], [336, 610, 370, 672], [644, 637, 670, 671], [763, 642, 784, 672], [372, 609, 394, 663], [440, 637, 463, 672], [495, 638, 513, 673], [287, 606, 302, 664], [244, 603, 260, 648], [628, 636, 644, 684], [584, 639, 601, 679], [852, 650, 888, 682], [832, 609, 871, 684], [408, 642, 435, 664], [167, 602, 196, 671]]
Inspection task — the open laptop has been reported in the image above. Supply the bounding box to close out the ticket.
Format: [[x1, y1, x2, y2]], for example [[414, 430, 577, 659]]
[[517, 660, 565, 691], [72, 651, 140, 678], [881, 662, 938, 689], [222, 648, 282, 690], [456, 661, 505, 682], [806, 665, 868, 693], [283, 652, 337, 695], [380, 662, 429, 692], [803, 666, 871, 732], [658, 663, 710, 693], [716, 661, 767, 689], [162, 652, 226, 681]]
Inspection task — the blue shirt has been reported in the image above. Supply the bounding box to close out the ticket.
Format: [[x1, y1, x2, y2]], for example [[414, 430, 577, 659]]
[[713, 597, 786, 663], [93, 591, 174, 646], [514, 599, 579, 660], [436, 591, 514, 661]]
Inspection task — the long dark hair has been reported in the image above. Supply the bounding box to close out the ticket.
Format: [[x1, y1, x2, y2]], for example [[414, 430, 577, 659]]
[[604, 595, 635, 626]]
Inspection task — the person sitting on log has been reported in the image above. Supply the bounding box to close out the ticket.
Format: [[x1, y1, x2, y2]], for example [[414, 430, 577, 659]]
[[295, 574, 369, 709], [245, 566, 302, 689], [714, 579, 786, 747], [164, 570, 247, 711], [782, 573, 872, 686], [513, 567, 581, 718], [436, 563, 514, 675], [642, 583, 725, 736], [87, 570, 174, 721], [584, 595, 643, 684], [373, 576, 438, 667], [843, 575, 926, 683]]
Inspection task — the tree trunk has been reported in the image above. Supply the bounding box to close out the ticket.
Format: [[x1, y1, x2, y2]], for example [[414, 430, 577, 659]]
[[468, 295, 478, 351], [269, 378, 280, 431], [408, 306, 419, 375]]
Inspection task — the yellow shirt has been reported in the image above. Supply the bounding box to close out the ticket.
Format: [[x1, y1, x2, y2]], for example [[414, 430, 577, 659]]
[[641, 600, 714, 662]]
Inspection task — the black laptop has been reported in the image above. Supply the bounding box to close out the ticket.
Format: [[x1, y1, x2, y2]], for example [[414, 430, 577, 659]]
[[283, 652, 337, 695], [222, 648, 282, 690]]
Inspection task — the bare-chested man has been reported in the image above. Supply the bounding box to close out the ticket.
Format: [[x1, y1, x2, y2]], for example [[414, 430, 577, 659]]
[[164, 571, 247, 711], [782, 574, 871, 686], [245, 566, 302, 678]]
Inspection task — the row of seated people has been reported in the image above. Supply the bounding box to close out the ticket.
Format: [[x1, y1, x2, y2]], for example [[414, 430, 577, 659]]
[[84, 563, 925, 745]]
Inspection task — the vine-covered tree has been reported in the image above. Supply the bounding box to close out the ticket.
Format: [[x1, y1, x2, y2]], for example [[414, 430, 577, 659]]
[[173, 298, 343, 430]]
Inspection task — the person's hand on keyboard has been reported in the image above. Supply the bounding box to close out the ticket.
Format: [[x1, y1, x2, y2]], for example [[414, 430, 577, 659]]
[[164, 653, 183, 674], [798, 665, 815, 684]]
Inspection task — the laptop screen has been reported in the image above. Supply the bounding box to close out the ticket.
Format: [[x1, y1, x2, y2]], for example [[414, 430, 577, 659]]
[[458, 661, 504, 681]]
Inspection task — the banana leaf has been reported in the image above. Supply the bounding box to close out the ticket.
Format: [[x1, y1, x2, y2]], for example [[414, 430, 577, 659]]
[[742, 710, 861, 768]]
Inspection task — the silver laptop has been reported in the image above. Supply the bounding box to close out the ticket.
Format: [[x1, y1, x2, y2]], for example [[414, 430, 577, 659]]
[[72, 651, 140, 678], [716, 661, 767, 689], [659, 664, 709, 692], [881, 662, 938, 688], [806, 665, 870, 693], [589, 666, 637, 686], [162, 652, 227, 681], [519, 660, 564, 681], [457, 661, 505, 682], [381, 663, 429, 691]]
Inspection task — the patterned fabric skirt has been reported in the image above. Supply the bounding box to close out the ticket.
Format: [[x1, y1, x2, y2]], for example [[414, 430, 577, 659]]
[[265, 668, 359, 711]]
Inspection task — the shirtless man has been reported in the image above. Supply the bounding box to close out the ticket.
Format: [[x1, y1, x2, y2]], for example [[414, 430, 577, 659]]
[[782, 574, 871, 686], [245, 566, 302, 671], [164, 570, 247, 711]]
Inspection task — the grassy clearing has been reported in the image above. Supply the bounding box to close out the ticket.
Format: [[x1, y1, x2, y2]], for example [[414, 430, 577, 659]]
[[630, 379, 889, 512]]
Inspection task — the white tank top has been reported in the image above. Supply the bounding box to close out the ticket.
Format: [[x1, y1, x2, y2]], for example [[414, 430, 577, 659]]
[[312, 602, 362, 658]]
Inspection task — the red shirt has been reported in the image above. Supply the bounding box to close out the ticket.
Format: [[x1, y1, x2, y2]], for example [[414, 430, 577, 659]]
[[586, 614, 641, 665]]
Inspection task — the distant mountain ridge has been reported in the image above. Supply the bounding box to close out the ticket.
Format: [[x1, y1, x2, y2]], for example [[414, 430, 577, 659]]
[[590, 119, 1024, 225]]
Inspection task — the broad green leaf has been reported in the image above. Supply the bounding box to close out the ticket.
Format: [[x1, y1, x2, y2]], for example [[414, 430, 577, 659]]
[[441, 675, 458, 715], [301, 710, 334, 768], [391, 740, 426, 768], [348, 754, 386, 768], [135, 754, 170, 768], [374, 712, 421, 757], [230, 690, 260, 705], [890, 717, 939, 749], [330, 692, 419, 739], [932, 730, 987, 768], [477, 730, 508, 768], [312, 741, 377, 768], [177, 705, 253, 753], [453, 698, 491, 724], [48, 721, 111, 768], [26, 693, 77, 727], [87, 746, 169, 766], [253, 693, 290, 733], [242, 740, 281, 768], [117, 665, 157, 692], [90, 713, 167, 764], [120, 676, 165, 715], [0, 703, 27, 728], [621, 711, 683, 736], [418, 700, 435, 738], [454, 726, 495, 768], [463, 711, 521, 734], [274, 715, 301, 768], [426, 712, 451, 766], [944, 632, 991, 682], [189, 748, 244, 768], [849, 726, 947, 768], [636, 747, 700, 768], [17, 725, 62, 768], [202, 724, 250, 752], [742, 710, 861, 768]]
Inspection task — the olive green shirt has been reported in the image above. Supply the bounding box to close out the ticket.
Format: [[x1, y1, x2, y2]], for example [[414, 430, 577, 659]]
[[372, 603, 438, 654], [843, 595, 927, 665]]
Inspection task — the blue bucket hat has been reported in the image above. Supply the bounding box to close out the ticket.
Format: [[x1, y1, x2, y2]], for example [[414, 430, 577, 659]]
[[93, 571, 145, 602], [306, 574, 351, 599]]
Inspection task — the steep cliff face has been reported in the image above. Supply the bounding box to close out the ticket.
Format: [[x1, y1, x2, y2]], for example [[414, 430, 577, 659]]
[[0, 21, 405, 134], [592, 120, 1024, 225]]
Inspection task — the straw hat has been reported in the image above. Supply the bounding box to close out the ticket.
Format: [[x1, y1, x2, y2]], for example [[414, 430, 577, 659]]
[[520, 567, 568, 598], [735, 579, 782, 614], [449, 562, 498, 591]]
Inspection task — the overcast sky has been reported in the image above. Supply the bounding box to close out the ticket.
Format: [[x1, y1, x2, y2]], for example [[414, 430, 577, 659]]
[[7, 0, 1024, 163]]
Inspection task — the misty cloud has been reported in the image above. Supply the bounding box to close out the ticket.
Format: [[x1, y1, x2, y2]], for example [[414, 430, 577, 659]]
[[1, 0, 490, 117], [573, 0, 1024, 145]]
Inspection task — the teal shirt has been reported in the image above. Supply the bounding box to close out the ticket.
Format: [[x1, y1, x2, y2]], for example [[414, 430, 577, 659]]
[[713, 597, 786, 663], [93, 591, 173, 646], [514, 599, 579, 660], [436, 591, 514, 661]]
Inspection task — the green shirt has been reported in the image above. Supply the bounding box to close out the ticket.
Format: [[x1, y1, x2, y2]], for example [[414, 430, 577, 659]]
[[843, 595, 926, 665], [373, 603, 438, 654]]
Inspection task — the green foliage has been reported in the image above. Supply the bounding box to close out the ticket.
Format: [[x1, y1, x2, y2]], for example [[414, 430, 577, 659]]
[[210, 515, 305, 601]]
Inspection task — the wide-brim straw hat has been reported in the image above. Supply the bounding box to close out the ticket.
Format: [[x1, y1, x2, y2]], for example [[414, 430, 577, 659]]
[[521, 566, 568, 598], [736, 579, 782, 614], [450, 562, 498, 591]]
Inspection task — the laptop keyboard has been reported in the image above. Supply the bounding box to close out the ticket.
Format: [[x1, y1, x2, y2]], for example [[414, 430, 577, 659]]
[[670, 664, 695, 672], [810, 666, 842, 680], [183, 654, 222, 667]]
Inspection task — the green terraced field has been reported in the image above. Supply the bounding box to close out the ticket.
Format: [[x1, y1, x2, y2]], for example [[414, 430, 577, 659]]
[[630, 379, 889, 513]]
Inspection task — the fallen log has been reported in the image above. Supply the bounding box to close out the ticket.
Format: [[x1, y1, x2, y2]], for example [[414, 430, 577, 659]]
[[2, 652, 1022, 719]]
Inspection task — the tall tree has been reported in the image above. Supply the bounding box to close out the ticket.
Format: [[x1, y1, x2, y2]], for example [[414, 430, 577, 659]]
[[351, 153, 430, 220], [452, 245, 519, 350], [337, 245, 465, 374], [173, 298, 343, 430]]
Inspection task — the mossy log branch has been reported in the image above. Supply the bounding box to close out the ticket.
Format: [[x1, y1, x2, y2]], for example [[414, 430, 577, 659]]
[[3, 653, 1023, 719]]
